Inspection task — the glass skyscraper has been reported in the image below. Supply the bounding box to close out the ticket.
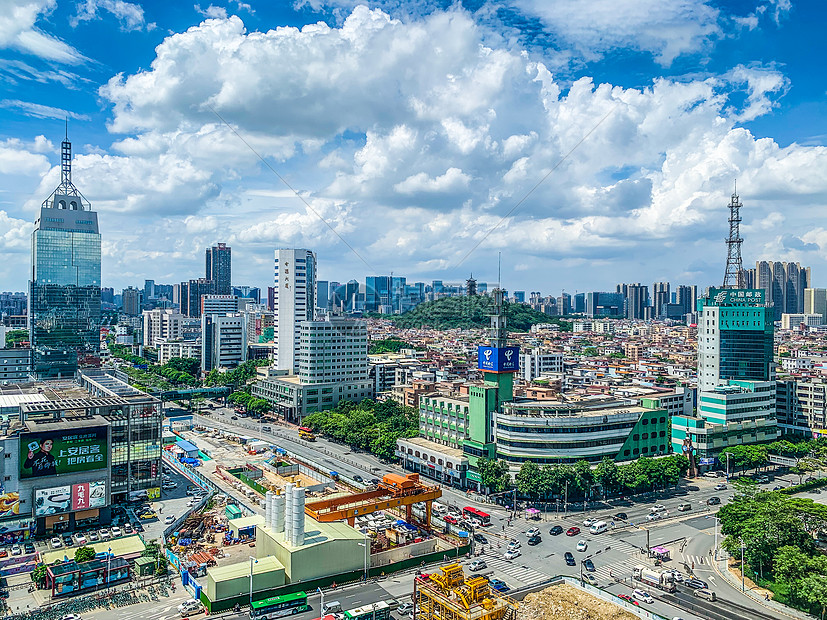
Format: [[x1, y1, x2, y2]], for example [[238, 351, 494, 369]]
[[29, 133, 101, 378]]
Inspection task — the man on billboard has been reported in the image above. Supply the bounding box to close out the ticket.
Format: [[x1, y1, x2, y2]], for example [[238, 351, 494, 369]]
[[23, 438, 57, 477]]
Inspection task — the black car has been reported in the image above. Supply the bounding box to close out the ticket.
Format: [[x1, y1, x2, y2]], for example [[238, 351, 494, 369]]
[[707, 496, 721, 505], [24, 542, 35, 554], [583, 558, 595, 572], [370, 478, 380, 485], [133, 522, 144, 532], [614, 512, 628, 521], [564, 552, 576, 566], [353, 475, 364, 483], [549, 525, 564, 536], [231, 415, 238, 420], [474, 534, 488, 544], [685, 577, 708, 590], [62, 535, 73, 547], [527, 535, 542, 546]]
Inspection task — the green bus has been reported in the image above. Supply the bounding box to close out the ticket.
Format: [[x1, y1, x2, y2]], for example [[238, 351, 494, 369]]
[[343, 601, 391, 620], [250, 592, 309, 619]]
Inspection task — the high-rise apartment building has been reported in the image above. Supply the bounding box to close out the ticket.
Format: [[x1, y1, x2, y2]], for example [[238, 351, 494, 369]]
[[804, 288, 827, 322], [619, 283, 647, 319], [585, 292, 624, 317], [675, 285, 697, 317], [122, 287, 142, 315], [30, 133, 101, 378], [142, 309, 184, 347], [201, 294, 239, 316], [652, 281, 670, 318], [753, 260, 810, 319], [273, 249, 316, 372], [205, 243, 232, 296], [365, 276, 391, 312]]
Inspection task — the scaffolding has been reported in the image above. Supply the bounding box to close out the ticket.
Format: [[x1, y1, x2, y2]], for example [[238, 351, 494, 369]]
[[414, 563, 518, 620]]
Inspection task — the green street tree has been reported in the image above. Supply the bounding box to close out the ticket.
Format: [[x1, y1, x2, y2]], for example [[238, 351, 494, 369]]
[[74, 545, 96, 563], [515, 461, 542, 498], [801, 574, 827, 619]]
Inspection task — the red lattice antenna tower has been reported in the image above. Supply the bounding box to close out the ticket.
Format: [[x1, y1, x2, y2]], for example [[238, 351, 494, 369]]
[[723, 183, 745, 288]]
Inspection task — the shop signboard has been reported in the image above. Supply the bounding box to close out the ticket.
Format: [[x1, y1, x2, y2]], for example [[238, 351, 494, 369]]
[[20, 425, 108, 479]]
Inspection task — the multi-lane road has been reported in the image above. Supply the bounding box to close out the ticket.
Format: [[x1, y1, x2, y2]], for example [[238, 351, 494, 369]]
[[177, 407, 804, 620]]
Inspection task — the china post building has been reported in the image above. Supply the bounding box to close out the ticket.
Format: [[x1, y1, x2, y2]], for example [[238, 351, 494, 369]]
[[0, 370, 162, 539]]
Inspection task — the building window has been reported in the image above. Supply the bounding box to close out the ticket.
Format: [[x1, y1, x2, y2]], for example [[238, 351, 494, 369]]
[[438, 459, 443, 466], [415, 451, 420, 458], [623, 449, 630, 456], [642, 419, 648, 425], [633, 434, 639, 441]]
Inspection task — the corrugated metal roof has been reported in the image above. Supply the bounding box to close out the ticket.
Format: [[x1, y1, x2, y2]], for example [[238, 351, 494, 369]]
[[0, 394, 48, 409]]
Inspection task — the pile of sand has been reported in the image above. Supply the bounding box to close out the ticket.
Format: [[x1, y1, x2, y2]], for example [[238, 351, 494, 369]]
[[520, 583, 638, 620]]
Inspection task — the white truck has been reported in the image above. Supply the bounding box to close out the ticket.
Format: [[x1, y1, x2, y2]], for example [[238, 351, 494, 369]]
[[633, 565, 676, 593]]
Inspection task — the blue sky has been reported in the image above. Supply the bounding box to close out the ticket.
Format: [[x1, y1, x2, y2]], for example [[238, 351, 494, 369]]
[[1, 0, 826, 295]]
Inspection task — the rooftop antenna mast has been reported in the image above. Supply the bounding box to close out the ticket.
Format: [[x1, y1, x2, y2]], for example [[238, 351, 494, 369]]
[[723, 182, 744, 288]]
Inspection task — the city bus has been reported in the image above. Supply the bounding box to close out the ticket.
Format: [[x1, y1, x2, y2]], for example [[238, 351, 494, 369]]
[[462, 506, 491, 525], [249, 592, 309, 619], [298, 426, 316, 441], [343, 601, 391, 620]]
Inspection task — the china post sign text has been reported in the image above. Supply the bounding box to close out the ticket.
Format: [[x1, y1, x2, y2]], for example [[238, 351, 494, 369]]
[[477, 346, 520, 373]]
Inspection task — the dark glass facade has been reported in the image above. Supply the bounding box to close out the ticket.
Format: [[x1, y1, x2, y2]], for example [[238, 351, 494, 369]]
[[719, 329, 774, 383], [30, 208, 101, 378]]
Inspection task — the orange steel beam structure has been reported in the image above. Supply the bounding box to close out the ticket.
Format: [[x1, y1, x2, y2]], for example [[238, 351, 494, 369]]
[[304, 473, 442, 527]]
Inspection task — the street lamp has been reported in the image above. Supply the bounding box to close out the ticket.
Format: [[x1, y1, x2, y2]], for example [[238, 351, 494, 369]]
[[249, 556, 258, 606], [316, 587, 324, 617], [740, 537, 745, 592]]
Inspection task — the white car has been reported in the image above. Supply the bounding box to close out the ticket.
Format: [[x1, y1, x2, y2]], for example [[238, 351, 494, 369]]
[[504, 549, 521, 560], [633, 589, 654, 604], [73, 533, 87, 545], [703, 471, 719, 478], [652, 504, 667, 512], [583, 517, 598, 527], [715, 483, 728, 491], [164, 515, 176, 525], [51, 537, 63, 549], [177, 600, 203, 616], [526, 527, 541, 537], [468, 559, 487, 571], [646, 512, 662, 521], [582, 573, 598, 586], [507, 540, 521, 550], [61, 615, 83, 620], [576, 540, 588, 552], [669, 570, 684, 583], [111, 526, 122, 537], [99, 529, 111, 539]]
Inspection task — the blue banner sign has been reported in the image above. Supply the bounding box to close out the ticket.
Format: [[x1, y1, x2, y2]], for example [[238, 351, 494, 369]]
[[477, 346, 520, 373]]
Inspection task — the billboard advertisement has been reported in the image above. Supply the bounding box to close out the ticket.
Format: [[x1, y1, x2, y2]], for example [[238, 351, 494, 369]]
[[20, 425, 108, 479], [35, 481, 106, 517], [477, 346, 520, 373], [707, 288, 765, 306], [71, 481, 106, 511], [0, 491, 20, 517], [34, 486, 71, 517]]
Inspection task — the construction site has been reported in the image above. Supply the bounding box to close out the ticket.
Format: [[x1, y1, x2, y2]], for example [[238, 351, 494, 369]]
[[414, 563, 518, 620]]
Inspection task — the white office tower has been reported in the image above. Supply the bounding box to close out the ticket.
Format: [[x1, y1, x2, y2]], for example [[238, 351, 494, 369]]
[[274, 492, 285, 533], [293, 487, 306, 546], [273, 249, 317, 372]]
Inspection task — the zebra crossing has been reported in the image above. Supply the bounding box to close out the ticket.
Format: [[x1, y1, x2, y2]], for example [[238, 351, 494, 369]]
[[479, 556, 550, 588]]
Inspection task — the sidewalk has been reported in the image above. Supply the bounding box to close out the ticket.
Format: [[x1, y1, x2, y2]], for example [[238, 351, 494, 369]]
[[712, 554, 816, 620]]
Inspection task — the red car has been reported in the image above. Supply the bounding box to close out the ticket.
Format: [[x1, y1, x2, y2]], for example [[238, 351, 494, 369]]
[[566, 526, 581, 536], [444, 515, 458, 525], [618, 594, 639, 606]]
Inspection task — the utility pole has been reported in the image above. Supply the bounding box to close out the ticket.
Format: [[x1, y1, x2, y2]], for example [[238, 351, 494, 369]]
[[740, 537, 745, 592]]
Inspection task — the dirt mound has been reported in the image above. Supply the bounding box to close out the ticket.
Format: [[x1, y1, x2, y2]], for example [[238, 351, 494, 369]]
[[521, 583, 638, 620]]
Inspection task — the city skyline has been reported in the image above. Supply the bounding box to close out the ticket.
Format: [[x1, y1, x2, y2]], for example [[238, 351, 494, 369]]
[[2, 2, 827, 293]]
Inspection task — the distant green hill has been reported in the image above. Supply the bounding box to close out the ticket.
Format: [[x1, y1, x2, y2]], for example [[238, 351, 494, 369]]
[[374, 296, 572, 331]]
